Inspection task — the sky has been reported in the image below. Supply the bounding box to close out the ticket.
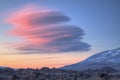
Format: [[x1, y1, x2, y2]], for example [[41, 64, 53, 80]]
[[0, 0, 120, 68]]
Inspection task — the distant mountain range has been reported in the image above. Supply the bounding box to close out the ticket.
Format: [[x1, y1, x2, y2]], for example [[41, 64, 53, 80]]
[[0, 66, 10, 69], [61, 47, 120, 71], [1, 47, 120, 73]]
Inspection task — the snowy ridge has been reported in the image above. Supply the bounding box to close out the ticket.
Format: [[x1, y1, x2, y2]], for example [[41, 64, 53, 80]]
[[84, 48, 120, 63], [61, 47, 120, 71]]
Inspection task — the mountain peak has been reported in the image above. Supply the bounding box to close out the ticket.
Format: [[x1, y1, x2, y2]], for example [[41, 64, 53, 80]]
[[61, 47, 120, 71], [85, 47, 120, 63]]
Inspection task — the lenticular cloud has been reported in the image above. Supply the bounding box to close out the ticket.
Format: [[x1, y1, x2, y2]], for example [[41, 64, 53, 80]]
[[6, 5, 91, 53]]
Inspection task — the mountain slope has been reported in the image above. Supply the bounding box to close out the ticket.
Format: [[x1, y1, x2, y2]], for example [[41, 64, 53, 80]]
[[61, 48, 120, 71]]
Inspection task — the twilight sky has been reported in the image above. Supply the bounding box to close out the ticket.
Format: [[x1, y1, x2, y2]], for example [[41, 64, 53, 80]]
[[0, 0, 120, 68]]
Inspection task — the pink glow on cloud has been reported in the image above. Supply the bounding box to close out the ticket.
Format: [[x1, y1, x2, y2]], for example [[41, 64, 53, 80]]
[[6, 5, 90, 53]]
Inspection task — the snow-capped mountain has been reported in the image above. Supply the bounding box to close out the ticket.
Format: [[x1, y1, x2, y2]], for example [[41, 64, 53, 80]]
[[61, 48, 120, 71]]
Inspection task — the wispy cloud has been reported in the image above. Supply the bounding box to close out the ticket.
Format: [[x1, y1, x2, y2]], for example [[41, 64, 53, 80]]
[[6, 4, 91, 54]]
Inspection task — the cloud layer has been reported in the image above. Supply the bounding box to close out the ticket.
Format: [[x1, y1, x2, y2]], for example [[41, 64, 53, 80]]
[[6, 5, 91, 53]]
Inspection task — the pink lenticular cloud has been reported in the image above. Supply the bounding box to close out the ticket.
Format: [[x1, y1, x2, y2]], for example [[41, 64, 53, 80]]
[[6, 5, 90, 53]]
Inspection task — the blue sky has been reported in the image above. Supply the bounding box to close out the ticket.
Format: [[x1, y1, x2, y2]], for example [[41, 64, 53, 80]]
[[0, 0, 119, 52], [0, 0, 120, 68]]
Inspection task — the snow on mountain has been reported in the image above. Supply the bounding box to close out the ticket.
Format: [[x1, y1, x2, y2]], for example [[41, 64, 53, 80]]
[[61, 48, 120, 71]]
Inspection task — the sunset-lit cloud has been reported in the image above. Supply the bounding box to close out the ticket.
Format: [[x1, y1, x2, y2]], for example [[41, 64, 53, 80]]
[[6, 5, 91, 53]]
